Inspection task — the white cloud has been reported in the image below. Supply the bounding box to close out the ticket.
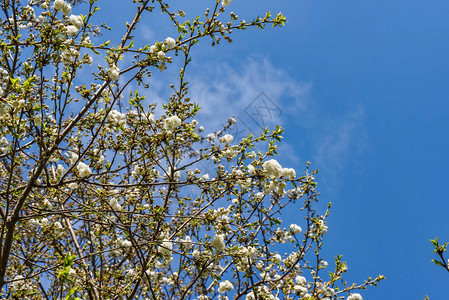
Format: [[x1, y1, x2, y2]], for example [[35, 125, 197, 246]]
[[189, 56, 310, 132], [124, 54, 368, 194], [186, 56, 310, 168], [310, 104, 368, 193], [139, 24, 155, 41], [187, 55, 369, 193]]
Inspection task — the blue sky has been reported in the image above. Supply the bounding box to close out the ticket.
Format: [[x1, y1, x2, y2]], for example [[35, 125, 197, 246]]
[[96, 0, 449, 298]]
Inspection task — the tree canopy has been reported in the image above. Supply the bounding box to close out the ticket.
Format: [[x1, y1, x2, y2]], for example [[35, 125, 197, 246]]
[[0, 0, 383, 299]]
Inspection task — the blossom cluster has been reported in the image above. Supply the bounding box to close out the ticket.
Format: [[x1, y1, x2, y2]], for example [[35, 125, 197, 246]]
[[76, 162, 92, 178], [262, 159, 296, 180], [54, 0, 72, 15], [108, 65, 120, 81], [61, 47, 79, 65], [164, 115, 182, 131], [347, 294, 363, 300], [218, 280, 234, 293], [66, 14, 83, 35], [108, 109, 127, 128], [0, 68, 8, 96]]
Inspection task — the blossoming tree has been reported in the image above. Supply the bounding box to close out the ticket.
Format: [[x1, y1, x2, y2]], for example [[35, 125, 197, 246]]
[[0, 0, 384, 298]]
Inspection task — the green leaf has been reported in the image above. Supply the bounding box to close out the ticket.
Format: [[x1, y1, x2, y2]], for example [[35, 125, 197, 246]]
[[432, 259, 444, 267], [65, 287, 77, 300]]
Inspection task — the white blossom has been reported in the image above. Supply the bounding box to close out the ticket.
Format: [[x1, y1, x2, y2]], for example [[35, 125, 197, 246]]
[[109, 198, 122, 211], [158, 241, 173, 256], [219, 134, 233, 144], [108, 109, 126, 127], [107, 65, 120, 81], [262, 159, 283, 179], [43, 199, 51, 208], [54, 0, 71, 15], [9, 275, 33, 295], [272, 253, 282, 264], [165, 37, 176, 49], [23, 6, 36, 21], [294, 285, 308, 296], [222, 0, 231, 7], [318, 219, 328, 234], [142, 112, 155, 123], [223, 148, 239, 158], [165, 169, 181, 181], [61, 2, 71, 15], [155, 256, 173, 268], [54, 0, 65, 10], [347, 293, 363, 300], [218, 280, 234, 293], [11, 99, 25, 109], [54, 221, 63, 231], [164, 115, 182, 131], [145, 269, 155, 277], [61, 47, 79, 64], [210, 234, 225, 251], [121, 239, 132, 247], [81, 36, 91, 46], [77, 162, 92, 178], [192, 249, 200, 258], [282, 167, 296, 180], [56, 164, 65, 177], [65, 25, 78, 35], [295, 275, 307, 286], [206, 133, 215, 143], [69, 14, 83, 29], [263, 180, 278, 194], [40, 218, 49, 227], [132, 165, 141, 178], [321, 260, 329, 268], [240, 246, 256, 259], [247, 164, 256, 175], [290, 224, 302, 234], [157, 51, 166, 60], [180, 236, 193, 249]]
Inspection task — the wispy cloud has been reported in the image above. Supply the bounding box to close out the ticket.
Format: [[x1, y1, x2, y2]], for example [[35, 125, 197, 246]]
[[186, 56, 368, 193], [186, 56, 310, 169], [127, 55, 368, 194], [309, 104, 368, 193], [188, 56, 310, 134], [139, 24, 155, 41]]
